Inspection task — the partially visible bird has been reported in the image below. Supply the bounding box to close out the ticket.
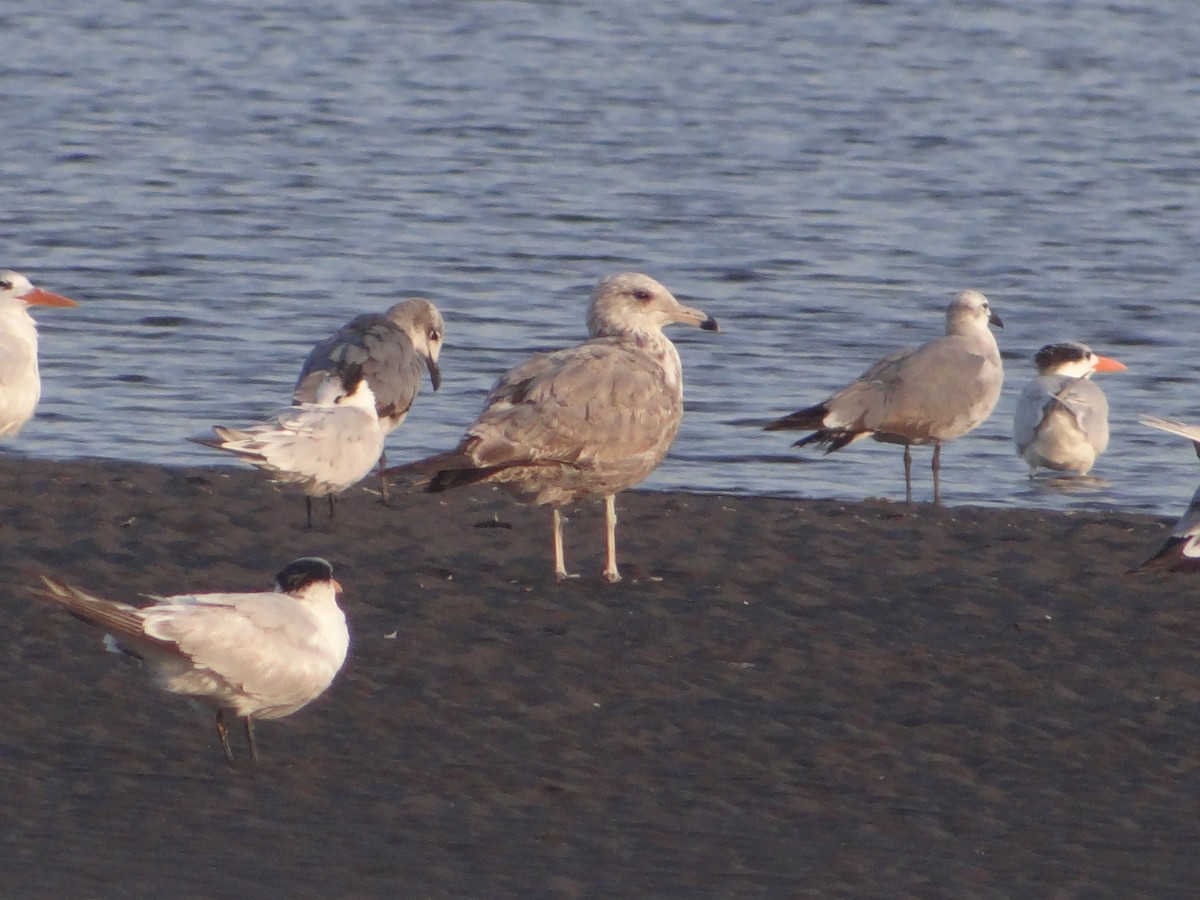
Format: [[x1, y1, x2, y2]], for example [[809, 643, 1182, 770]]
[[192, 367, 384, 527], [1134, 485, 1200, 573], [765, 290, 1004, 505], [32, 557, 349, 764], [0, 269, 78, 438], [295, 298, 444, 501], [1013, 341, 1126, 475], [384, 272, 719, 582], [1134, 416, 1200, 573]]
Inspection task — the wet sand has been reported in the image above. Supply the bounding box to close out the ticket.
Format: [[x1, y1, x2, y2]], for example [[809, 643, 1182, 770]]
[[2, 455, 1199, 898]]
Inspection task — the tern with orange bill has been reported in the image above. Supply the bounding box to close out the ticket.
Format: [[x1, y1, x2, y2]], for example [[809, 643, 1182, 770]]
[[0, 269, 78, 438], [1013, 341, 1126, 475]]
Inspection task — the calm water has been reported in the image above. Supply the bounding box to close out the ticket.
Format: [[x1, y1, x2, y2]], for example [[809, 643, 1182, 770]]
[[4, 0, 1200, 516]]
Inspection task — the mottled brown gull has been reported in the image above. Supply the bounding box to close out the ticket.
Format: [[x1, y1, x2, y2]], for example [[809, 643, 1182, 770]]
[[385, 272, 719, 582], [294, 298, 444, 501], [765, 290, 1004, 505]]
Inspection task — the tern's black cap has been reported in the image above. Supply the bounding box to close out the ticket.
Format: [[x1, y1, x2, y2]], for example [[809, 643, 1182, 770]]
[[275, 557, 336, 594]]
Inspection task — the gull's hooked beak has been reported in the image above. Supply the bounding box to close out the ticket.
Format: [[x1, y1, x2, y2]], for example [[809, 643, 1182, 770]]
[[673, 303, 720, 333], [988, 310, 1003, 328], [425, 356, 442, 391]]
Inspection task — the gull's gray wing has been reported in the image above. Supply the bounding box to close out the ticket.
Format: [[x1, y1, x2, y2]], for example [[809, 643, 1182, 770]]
[[465, 337, 683, 469], [825, 334, 1002, 441], [295, 314, 424, 431]]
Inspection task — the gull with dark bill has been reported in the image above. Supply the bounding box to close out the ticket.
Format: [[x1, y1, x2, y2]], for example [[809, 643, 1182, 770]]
[[32, 558, 349, 764], [1013, 341, 1126, 476], [385, 272, 719, 582], [0, 269, 78, 438], [295, 297, 444, 501], [765, 290, 1003, 505], [1134, 416, 1200, 572], [191, 366, 385, 527]]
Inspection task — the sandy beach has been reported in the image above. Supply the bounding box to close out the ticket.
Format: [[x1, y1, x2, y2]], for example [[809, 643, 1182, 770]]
[[2, 455, 1199, 897]]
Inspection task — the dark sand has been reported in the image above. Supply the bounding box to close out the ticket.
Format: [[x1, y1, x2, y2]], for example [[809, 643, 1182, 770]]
[[2, 456, 1199, 898]]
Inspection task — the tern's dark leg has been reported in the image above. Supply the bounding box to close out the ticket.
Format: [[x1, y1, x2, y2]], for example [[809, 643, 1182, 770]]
[[244, 716, 260, 764], [327, 495, 336, 521], [377, 450, 391, 504], [903, 444, 913, 504], [216, 709, 234, 762], [932, 441, 943, 506], [305, 497, 314, 529]]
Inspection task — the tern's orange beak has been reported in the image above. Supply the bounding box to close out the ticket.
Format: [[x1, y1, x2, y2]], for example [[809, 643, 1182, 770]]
[[331, 578, 344, 594], [24, 287, 77, 308], [1094, 356, 1127, 373]]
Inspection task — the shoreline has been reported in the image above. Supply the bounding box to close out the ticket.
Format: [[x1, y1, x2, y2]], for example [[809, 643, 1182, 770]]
[[2, 455, 1197, 896]]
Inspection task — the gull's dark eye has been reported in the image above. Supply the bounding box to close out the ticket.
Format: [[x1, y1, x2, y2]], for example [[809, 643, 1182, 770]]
[[0, 280, 11, 291], [633, 289, 652, 302], [428, 328, 441, 342]]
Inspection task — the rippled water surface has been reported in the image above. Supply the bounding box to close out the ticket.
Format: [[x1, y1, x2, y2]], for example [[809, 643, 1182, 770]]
[[4, 0, 1200, 516]]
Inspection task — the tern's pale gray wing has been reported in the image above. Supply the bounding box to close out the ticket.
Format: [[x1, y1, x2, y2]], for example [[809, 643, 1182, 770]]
[[1013, 378, 1054, 454], [295, 315, 424, 430], [1052, 377, 1110, 452], [142, 593, 338, 708], [468, 338, 683, 468], [1139, 415, 1200, 444]]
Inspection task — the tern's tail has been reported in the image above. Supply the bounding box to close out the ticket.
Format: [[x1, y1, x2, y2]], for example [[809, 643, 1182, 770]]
[[31, 577, 147, 644]]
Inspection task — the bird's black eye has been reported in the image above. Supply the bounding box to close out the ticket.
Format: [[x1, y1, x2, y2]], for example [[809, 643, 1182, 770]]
[[0, 280, 10, 291], [633, 289, 652, 302], [429, 329, 441, 342]]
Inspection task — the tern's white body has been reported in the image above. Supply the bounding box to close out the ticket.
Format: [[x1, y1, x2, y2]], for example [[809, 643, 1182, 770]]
[[34, 558, 349, 762], [0, 270, 77, 437], [1013, 342, 1126, 475], [196, 372, 385, 499]]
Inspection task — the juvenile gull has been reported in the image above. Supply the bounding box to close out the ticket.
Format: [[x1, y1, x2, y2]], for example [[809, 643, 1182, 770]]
[[295, 298, 444, 501], [31, 557, 349, 764], [385, 272, 719, 582], [0, 269, 78, 438], [192, 367, 385, 527], [1013, 341, 1126, 476], [765, 290, 1003, 505]]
